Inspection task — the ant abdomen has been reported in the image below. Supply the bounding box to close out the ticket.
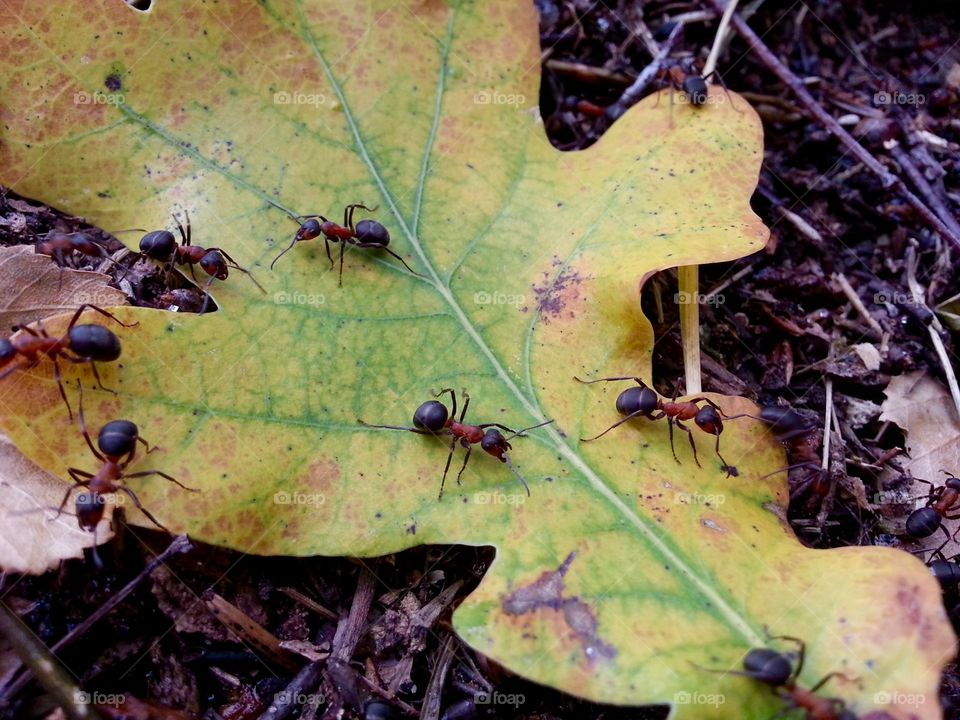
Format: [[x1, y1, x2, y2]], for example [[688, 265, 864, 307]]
[[354, 220, 390, 247], [68, 325, 122, 362], [98, 419, 139, 458], [615, 386, 656, 416], [139, 230, 177, 259], [742, 648, 793, 686], [906, 506, 941, 538], [0, 339, 16, 364], [413, 400, 448, 432], [758, 406, 811, 435], [930, 559, 960, 589]]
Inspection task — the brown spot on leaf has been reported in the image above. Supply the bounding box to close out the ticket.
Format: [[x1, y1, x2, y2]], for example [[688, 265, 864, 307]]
[[502, 552, 615, 661], [533, 259, 587, 324]]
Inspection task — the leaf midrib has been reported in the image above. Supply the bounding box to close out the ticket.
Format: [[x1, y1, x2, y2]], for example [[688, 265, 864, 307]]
[[295, 0, 764, 649]]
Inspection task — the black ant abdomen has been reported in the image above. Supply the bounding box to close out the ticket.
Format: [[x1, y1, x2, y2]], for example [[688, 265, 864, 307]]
[[0, 340, 15, 364], [98, 419, 140, 458], [139, 230, 178, 260], [930, 558, 960, 589], [68, 325, 122, 362], [413, 400, 448, 432], [354, 219, 390, 246], [906, 506, 943, 538], [615, 386, 657, 416], [742, 648, 794, 686]]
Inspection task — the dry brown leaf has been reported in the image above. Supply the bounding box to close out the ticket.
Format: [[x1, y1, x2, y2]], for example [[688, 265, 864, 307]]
[[0, 433, 112, 573], [0, 245, 126, 328], [880, 371, 960, 553]]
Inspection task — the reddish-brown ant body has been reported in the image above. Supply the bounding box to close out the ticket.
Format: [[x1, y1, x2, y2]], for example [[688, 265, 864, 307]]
[[575, 375, 733, 473], [905, 471, 960, 541], [140, 212, 265, 312], [270, 203, 421, 284], [701, 636, 858, 720], [359, 388, 552, 499], [54, 381, 194, 533], [36, 231, 113, 267], [655, 60, 739, 110], [0, 304, 135, 420]]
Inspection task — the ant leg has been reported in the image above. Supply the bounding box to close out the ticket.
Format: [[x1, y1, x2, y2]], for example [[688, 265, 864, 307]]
[[455, 445, 473, 486], [502, 419, 554, 440], [217, 249, 266, 294], [458, 391, 470, 423], [338, 237, 346, 287], [0, 362, 30, 382], [52, 357, 74, 421], [66, 303, 138, 331], [678, 421, 701, 467], [357, 419, 436, 435], [574, 375, 645, 385], [437, 436, 458, 501], [117, 486, 169, 531], [808, 672, 857, 694], [198, 275, 216, 315], [433, 388, 457, 418], [712, 432, 733, 474], [75, 381, 105, 462], [55, 475, 90, 518], [667, 418, 680, 463], [352, 242, 423, 278], [11, 324, 42, 337], [323, 237, 334, 269], [123, 469, 197, 492], [581, 410, 648, 442], [87, 361, 117, 396]]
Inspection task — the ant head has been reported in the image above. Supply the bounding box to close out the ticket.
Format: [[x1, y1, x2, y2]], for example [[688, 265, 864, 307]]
[[615, 386, 658, 416], [481, 428, 510, 459], [75, 491, 106, 531], [98, 419, 139, 459], [944, 476, 960, 492], [296, 219, 323, 242], [742, 647, 793, 687], [694, 405, 722, 434], [139, 229, 178, 259], [0, 338, 16, 365], [354, 220, 390, 247], [413, 400, 448, 432], [758, 406, 812, 435], [905, 506, 941, 539], [68, 325, 121, 362], [199, 251, 229, 279]]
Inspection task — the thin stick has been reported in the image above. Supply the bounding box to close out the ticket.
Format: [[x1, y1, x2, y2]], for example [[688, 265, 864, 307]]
[[832, 272, 884, 338], [679, 265, 702, 394], [605, 22, 684, 119], [703, 0, 739, 77], [707, 0, 960, 251], [905, 244, 960, 421]]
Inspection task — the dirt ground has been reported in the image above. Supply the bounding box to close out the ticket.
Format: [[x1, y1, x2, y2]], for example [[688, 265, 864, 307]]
[[1, 0, 959, 718]]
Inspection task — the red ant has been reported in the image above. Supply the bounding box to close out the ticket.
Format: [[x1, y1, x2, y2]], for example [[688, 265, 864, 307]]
[[655, 60, 739, 110], [36, 231, 118, 269], [699, 636, 859, 720], [574, 376, 734, 474], [139, 211, 265, 312], [359, 388, 553, 500], [904, 471, 960, 542], [54, 381, 195, 535], [0, 304, 136, 420], [270, 203, 421, 284]]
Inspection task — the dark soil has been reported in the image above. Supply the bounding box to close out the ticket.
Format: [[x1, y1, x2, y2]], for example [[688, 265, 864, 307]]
[[2, 1, 959, 719]]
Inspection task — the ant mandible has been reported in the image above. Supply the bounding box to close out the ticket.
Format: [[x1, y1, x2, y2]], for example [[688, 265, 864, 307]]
[[359, 388, 553, 500], [139, 211, 266, 313], [0, 303, 136, 420], [700, 636, 859, 720], [54, 381, 196, 533], [574, 375, 734, 474], [270, 203, 421, 284]]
